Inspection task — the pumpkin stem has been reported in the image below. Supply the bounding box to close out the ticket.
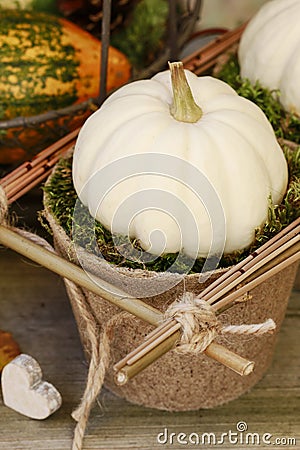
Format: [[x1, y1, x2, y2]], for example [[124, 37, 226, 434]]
[[169, 61, 202, 123]]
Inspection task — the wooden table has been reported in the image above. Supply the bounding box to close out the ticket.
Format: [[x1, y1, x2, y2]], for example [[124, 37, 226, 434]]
[[0, 188, 299, 450]]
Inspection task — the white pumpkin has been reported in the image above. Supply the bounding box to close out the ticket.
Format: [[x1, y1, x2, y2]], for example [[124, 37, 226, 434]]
[[238, 0, 300, 115], [73, 62, 288, 259]]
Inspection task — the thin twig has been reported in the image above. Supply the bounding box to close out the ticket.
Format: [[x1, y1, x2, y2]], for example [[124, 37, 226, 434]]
[[0, 128, 79, 185], [0, 225, 161, 325], [0, 102, 96, 130], [6, 154, 61, 200], [0, 130, 78, 203], [0, 225, 253, 376], [206, 232, 300, 305], [113, 230, 299, 383], [8, 169, 55, 205], [114, 331, 254, 385], [214, 245, 299, 313], [199, 218, 300, 303], [182, 22, 246, 74]]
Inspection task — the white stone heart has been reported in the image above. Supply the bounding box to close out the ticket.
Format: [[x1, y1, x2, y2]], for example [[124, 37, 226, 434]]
[[1, 353, 62, 420]]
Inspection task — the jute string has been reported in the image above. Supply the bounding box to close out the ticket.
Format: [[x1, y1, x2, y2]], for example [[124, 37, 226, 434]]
[[66, 284, 129, 450], [0, 186, 131, 449], [0, 187, 276, 450], [0, 185, 8, 225], [165, 292, 276, 355]]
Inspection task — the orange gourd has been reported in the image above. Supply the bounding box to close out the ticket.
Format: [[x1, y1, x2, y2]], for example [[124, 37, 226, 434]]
[[0, 10, 131, 165]]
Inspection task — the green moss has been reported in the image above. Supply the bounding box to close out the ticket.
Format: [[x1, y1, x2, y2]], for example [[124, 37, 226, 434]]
[[43, 157, 204, 273], [43, 54, 300, 274], [43, 142, 300, 274], [216, 54, 300, 143]]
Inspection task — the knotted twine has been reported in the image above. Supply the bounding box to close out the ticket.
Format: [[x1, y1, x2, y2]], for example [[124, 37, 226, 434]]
[[165, 292, 276, 355], [0, 186, 276, 450], [69, 290, 275, 450]]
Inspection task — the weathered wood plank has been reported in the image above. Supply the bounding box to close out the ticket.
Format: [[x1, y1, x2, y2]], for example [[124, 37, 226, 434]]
[[0, 189, 299, 449], [0, 252, 299, 450]]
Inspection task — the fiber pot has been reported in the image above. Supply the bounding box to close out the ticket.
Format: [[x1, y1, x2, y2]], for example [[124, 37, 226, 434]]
[[43, 173, 298, 412], [295, 269, 300, 290]]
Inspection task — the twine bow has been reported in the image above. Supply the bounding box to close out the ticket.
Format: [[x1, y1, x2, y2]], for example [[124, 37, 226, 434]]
[[165, 292, 221, 353], [165, 292, 276, 355]]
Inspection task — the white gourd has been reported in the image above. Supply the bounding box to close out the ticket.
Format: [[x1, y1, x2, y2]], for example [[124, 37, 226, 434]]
[[72, 62, 288, 259], [238, 0, 300, 115]]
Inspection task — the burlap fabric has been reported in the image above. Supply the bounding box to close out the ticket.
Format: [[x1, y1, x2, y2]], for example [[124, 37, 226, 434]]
[[43, 186, 298, 411]]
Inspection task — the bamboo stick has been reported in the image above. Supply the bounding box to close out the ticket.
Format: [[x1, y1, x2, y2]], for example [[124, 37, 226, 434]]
[[114, 331, 254, 385], [0, 128, 79, 186], [198, 218, 300, 301], [216, 243, 300, 315], [214, 245, 300, 312], [114, 315, 255, 384], [206, 232, 300, 306], [1, 130, 78, 203], [113, 238, 299, 384], [115, 331, 178, 385], [114, 320, 181, 372], [8, 169, 55, 205], [3, 143, 74, 203], [205, 343, 254, 376], [5, 154, 61, 200], [182, 22, 246, 74], [0, 225, 160, 326], [0, 225, 246, 375]]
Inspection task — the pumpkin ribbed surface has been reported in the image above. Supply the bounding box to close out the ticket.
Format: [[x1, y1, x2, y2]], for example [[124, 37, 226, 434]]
[[238, 0, 300, 115], [0, 10, 131, 121], [0, 10, 131, 164], [73, 67, 288, 258]]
